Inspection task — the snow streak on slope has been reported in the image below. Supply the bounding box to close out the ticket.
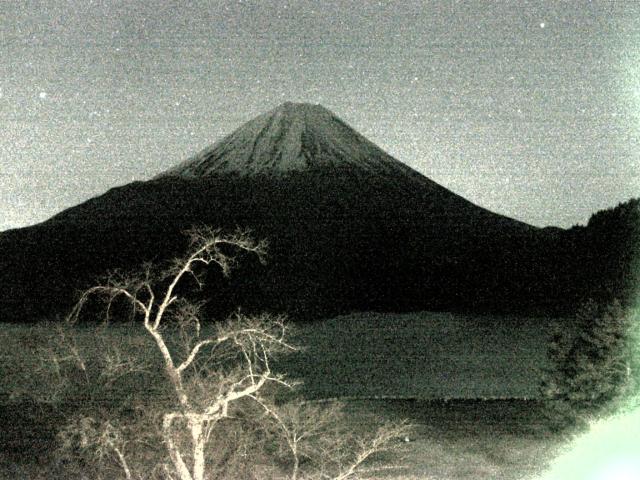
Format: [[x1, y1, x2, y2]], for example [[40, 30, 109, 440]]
[[158, 102, 421, 179]]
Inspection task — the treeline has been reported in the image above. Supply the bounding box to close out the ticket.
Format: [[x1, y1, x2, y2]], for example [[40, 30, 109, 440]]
[[571, 198, 639, 308], [533, 198, 640, 316]]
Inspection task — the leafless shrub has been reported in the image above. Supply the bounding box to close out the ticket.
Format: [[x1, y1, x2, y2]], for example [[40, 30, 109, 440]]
[[41, 227, 406, 479]]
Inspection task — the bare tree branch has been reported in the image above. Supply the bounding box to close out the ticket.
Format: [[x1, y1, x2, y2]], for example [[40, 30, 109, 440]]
[[54, 227, 405, 480], [176, 339, 217, 374]]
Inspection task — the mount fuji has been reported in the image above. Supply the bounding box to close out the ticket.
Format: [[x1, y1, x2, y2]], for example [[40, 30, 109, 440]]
[[1, 102, 632, 322]]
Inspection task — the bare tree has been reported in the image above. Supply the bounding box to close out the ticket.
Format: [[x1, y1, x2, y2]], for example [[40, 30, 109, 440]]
[[66, 227, 291, 480], [255, 399, 408, 480], [51, 227, 407, 479]]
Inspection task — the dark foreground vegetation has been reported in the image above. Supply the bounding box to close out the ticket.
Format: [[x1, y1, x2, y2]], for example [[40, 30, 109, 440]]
[[0, 299, 636, 478], [2, 301, 632, 479], [0, 398, 566, 480]]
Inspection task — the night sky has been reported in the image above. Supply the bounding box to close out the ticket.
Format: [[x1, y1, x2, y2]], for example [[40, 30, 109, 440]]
[[1, 0, 639, 231]]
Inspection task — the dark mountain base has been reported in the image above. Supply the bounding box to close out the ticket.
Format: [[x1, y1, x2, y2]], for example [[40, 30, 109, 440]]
[[1, 170, 637, 323]]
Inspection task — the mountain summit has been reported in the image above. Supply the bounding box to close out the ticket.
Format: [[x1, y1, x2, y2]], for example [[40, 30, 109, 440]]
[[159, 102, 414, 178]]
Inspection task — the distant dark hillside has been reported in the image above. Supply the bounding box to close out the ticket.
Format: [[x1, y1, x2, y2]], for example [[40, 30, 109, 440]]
[[1, 103, 637, 322], [2, 171, 634, 323], [0, 168, 540, 322]]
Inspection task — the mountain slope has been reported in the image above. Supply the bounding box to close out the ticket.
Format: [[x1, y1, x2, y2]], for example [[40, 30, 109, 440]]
[[158, 102, 427, 180], [1, 103, 630, 322]]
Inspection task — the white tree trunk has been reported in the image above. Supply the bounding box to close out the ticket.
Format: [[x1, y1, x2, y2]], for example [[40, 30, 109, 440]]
[[163, 413, 194, 480], [112, 445, 132, 480], [190, 418, 206, 480], [290, 443, 299, 480]]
